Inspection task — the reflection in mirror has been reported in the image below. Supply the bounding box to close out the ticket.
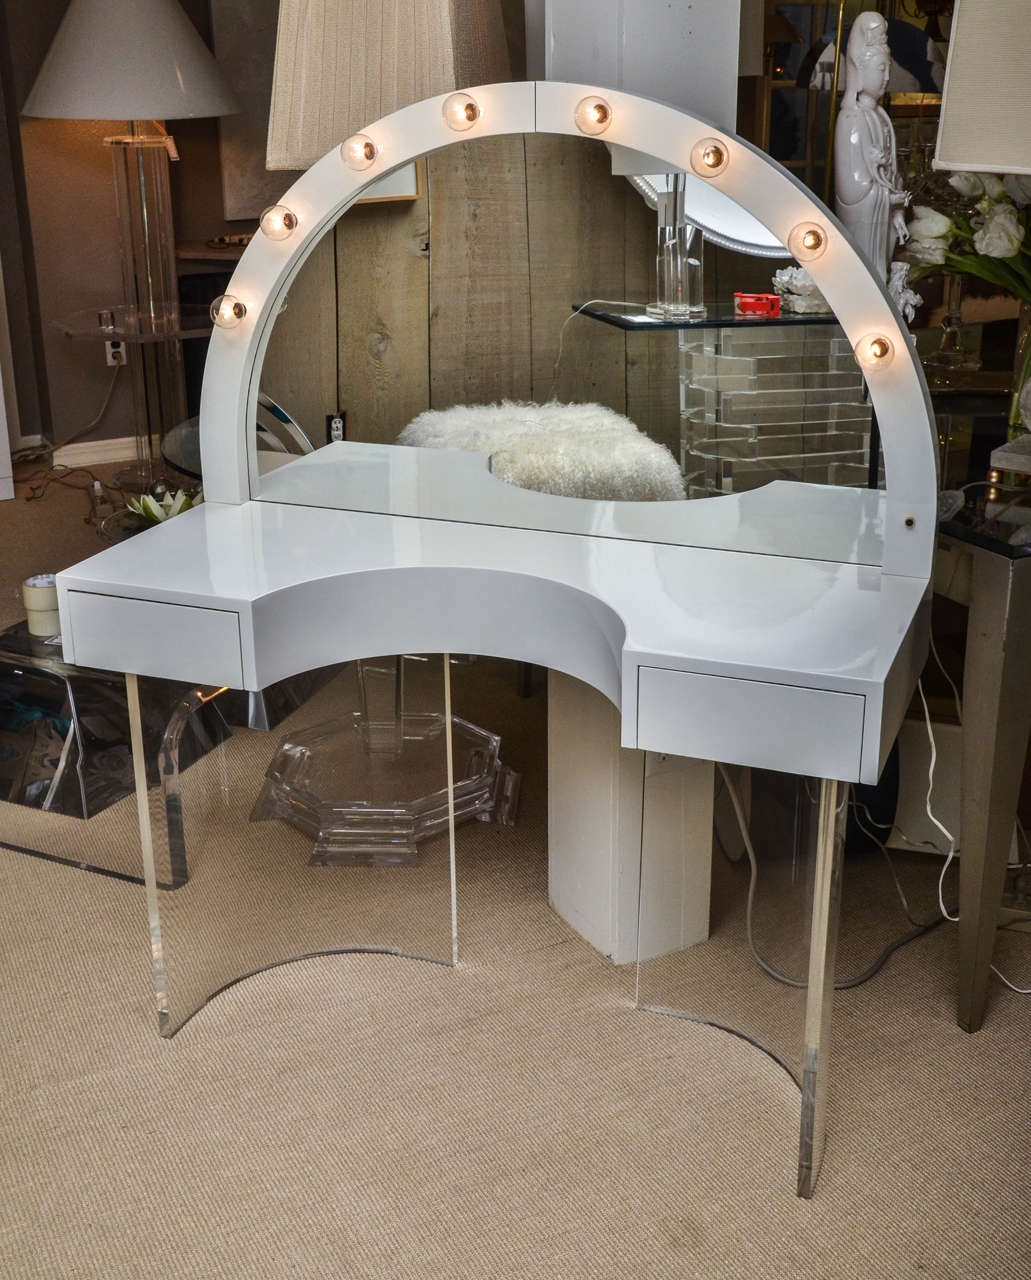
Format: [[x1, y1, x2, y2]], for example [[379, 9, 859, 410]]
[[255, 134, 885, 566]]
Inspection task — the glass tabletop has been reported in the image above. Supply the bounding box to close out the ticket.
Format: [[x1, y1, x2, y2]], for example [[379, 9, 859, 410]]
[[573, 300, 843, 331], [0, 619, 71, 669], [52, 304, 213, 343]]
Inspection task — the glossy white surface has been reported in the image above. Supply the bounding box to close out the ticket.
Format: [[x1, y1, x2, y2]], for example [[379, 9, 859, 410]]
[[57, 498, 927, 783], [196, 80, 937, 582], [258, 441, 888, 566], [66, 591, 244, 688], [637, 667, 865, 780]]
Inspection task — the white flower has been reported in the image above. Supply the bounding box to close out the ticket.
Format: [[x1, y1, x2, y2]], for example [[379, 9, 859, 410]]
[[973, 204, 1025, 257], [1004, 174, 1031, 207], [980, 173, 1007, 199], [906, 236, 948, 265], [948, 172, 984, 198], [908, 206, 953, 238]]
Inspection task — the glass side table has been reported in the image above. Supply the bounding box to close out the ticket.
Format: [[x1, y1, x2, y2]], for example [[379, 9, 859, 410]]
[[575, 302, 879, 497], [0, 619, 228, 879], [51, 304, 214, 492]]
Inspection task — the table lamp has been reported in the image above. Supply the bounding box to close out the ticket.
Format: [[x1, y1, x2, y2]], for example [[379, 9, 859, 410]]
[[23, 0, 239, 490]]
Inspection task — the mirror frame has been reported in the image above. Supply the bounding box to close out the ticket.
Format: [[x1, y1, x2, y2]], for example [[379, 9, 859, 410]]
[[198, 81, 937, 581]]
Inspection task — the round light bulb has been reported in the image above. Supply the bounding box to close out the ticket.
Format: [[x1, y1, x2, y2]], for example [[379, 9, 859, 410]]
[[442, 92, 480, 131], [788, 221, 827, 261], [855, 333, 894, 370], [341, 134, 378, 170], [210, 294, 246, 328], [690, 137, 729, 177], [573, 95, 612, 136], [259, 205, 298, 240]]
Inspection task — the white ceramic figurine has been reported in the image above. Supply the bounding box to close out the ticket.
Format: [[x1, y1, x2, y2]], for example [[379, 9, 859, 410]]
[[834, 12, 911, 283]]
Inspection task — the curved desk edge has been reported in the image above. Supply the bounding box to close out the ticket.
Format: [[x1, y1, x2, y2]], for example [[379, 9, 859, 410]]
[[56, 500, 929, 785]]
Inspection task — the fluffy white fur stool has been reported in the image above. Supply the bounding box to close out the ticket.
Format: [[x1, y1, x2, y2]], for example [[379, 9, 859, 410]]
[[397, 401, 686, 502]]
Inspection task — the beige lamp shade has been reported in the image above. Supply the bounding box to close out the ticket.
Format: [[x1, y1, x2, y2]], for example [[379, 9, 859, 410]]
[[266, 0, 511, 170], [934, 0, 1031, 174], [22, 0, 239, 121]]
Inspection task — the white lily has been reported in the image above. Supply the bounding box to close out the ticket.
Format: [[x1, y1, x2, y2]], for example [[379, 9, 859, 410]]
[[973, 204, 1025, 258], [906, 236, 948, 265], [908, 205, 953, 239], [127, 488, 203, 525], [1004, 174, 1031, 207], [948, 172, 984, 198]]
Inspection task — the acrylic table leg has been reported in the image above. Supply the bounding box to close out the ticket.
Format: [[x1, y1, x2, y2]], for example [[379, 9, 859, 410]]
[[958, 552, 1031, 1032], [797, 776, 846, 1198], [126, 672, 172, 1036]]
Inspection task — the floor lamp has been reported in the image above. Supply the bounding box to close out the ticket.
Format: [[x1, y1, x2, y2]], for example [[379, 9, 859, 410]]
[[23, 0, 238, 490]]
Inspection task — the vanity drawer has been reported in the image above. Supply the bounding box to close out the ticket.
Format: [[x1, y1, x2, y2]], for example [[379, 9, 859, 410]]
[[65, 592, 243, 688], [636, 666, 864, 781]]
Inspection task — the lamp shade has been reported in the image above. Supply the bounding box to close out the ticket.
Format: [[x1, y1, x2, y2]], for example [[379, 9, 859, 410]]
[[22, 0, 239, 121], [934, 0, 1031, 174], [266, 0, 510, 169]]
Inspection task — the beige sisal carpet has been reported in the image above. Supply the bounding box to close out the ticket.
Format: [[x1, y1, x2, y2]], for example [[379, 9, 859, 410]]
[[2, 464, 1030, 1278]]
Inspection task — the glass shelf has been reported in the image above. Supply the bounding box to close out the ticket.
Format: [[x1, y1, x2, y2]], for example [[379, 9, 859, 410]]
[[52, 304, 213, 343], [573, 301, 842, 331]]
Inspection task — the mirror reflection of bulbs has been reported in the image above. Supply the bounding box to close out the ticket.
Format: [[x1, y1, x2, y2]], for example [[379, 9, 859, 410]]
[[259, 205, 298, 239], [574, 95, 612, 135], [210, 294, 246, 328], [788, 221, 827, 261], [442, 92, 480, 131], [341, 133, 378, 169], [855, 333, 894, 369]]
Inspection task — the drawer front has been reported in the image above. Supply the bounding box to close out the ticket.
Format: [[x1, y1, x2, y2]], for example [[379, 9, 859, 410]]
[[66, 592, 243, 688], [636, 666, 864, 782]]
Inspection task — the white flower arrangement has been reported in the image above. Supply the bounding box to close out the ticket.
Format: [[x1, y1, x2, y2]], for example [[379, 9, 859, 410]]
[[901, 171, 1031, 424]]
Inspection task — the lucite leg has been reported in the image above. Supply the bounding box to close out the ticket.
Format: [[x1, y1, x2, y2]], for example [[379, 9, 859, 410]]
[[127, 672, 172, 1036], [127, 661, 461, 1037], [443, 653, 459, 966], [796, 777, 846, 1198]]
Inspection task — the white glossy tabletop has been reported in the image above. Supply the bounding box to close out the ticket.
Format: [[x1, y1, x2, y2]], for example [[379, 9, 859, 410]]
[[61, 496, 923, 694]]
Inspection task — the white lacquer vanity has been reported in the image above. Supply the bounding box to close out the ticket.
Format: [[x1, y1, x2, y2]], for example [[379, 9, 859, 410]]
[[55, 81, 937, 1197]]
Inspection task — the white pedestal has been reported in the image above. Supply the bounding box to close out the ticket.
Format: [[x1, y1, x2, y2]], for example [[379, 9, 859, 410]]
[[547, 671, 714, 964]]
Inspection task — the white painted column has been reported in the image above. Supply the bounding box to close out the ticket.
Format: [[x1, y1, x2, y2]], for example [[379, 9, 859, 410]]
[[548, 671, 713, 965]]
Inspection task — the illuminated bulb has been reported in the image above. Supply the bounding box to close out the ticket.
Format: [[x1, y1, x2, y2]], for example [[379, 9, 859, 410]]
[[988, 468, 1000, 483], [788, 221, 827, 261], [690, 137, 729, 177], [573, 95, 612, 136], [341, 133, 378, 169], [855, 333, 894, 370], [210, 294, 246, 328], [988, 486, 998, 501], [259, 205, 298, 239], [442, 92, 480, 131]]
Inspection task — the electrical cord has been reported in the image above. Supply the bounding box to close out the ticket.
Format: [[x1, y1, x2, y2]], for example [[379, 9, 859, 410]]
[[849, 800, 934, 928], [917, 677, 960, 923], [916, 672, 1028, 992], [550, 298, 641, 400], [715, 762, 943, 990], [12, 363, 123, 467], [928, 630, 963, 724]]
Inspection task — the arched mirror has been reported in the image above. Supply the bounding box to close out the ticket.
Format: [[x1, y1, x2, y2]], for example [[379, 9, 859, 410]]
[[200, 82, 938, 582]]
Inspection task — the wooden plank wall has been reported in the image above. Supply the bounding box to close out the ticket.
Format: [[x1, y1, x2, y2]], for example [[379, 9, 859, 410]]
[[261, 134, 682, 452]]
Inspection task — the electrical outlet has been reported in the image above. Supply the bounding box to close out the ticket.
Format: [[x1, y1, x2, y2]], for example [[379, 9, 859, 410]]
[[105, 340, 126, 366], [326, 412, 346, 443]]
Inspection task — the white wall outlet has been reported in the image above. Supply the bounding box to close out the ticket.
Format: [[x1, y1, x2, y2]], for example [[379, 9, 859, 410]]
[[105, 340, 126, 366]]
